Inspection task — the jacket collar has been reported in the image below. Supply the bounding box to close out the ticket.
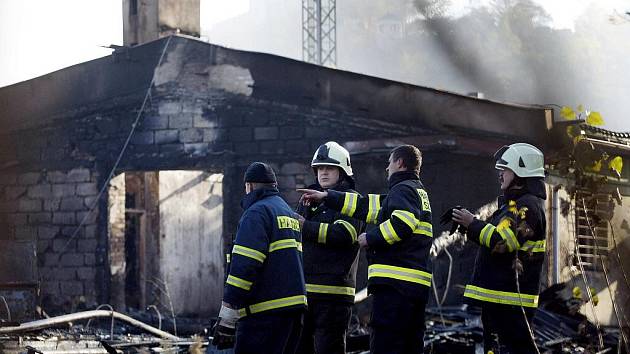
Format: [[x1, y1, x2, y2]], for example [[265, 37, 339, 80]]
[[504, 187, 528, 201], [241, 187, 279, 210], [498, 178, 547, 205], [388, 171, 419, 189], [308, 178, 354, 192], [306, 179, 354, 211]]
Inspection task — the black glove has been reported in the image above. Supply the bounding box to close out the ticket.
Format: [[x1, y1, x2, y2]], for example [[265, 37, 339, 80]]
[[211, 320, 236, 350], [211, 304, 239, 349], [439, 205, 467, 235]]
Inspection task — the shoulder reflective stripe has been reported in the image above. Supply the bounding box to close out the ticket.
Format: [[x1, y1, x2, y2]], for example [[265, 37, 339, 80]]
[[318, 223, 329, 244], [414, 221, 433, 237], [520, 240, 545, 252], [463, 285, 538, 308], [341, 193, 359, 217], [379, 219, 401, 244], [417, 189, 431, 212], [306, 283, 355, 296], [334, 219, 357, 243], [366, 194, 381, 224], [269, 238, 301, 252], [479, 224, 496, 247], [392, 210, 416, 230], [232, 245, 266, 263], [497, 225, 519, 252], [248, 295, 307, 314], [368, 264, 432, 287], [226, 275, 252, 291]]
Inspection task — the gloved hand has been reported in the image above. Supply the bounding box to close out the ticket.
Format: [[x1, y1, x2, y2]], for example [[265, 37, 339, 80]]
[[439, 206, 468, 235], [211, 304, 239, 349]]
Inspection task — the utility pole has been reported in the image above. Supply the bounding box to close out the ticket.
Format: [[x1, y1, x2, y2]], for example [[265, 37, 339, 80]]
[[302, 0, 337, 67]]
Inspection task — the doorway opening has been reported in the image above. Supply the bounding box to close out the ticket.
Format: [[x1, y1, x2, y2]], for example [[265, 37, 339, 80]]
[[107, 171, 224, 316]]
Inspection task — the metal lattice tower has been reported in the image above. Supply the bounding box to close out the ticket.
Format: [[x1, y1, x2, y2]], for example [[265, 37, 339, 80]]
[[302, 0, 337, 67]]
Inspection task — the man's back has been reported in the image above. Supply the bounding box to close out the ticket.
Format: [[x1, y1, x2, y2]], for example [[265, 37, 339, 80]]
[[225, 187, 306, 317], [366, 174, 433, 300]]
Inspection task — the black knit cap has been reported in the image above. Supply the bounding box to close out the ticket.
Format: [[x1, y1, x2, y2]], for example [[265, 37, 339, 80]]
[[244, 162, 277, 183]]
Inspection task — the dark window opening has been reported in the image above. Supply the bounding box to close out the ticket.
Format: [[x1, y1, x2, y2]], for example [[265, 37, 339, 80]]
[[130, 0, 138, 15], [125, 189, 143, 309]]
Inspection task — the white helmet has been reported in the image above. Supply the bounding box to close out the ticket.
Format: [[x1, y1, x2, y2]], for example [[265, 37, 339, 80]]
[[494, 143, 545, 178], [311, 141, 353, 176]]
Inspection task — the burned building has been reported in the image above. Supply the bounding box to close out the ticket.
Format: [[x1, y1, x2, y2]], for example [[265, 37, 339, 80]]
[[1, 2, 629, 353], [0, 28, 553, 319]]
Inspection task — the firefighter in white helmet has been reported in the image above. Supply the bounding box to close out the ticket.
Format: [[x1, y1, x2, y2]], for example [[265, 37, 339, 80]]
[[295, 142, 364, 354], [299, 144, 433, 354], [452, 143, 547, 354]]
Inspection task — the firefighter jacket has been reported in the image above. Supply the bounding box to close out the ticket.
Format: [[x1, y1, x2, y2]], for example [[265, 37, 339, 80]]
[[324, 171, 433, 299], [464, 181, 547, 308], [297, 179, 364, 304], [223, 187, 307, 317]]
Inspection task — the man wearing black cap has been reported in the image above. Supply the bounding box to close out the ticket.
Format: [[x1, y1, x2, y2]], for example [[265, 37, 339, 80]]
[[212, 162, 307, 354]]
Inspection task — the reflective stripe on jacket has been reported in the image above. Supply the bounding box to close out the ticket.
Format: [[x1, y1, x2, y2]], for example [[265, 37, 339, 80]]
[[464, 189, 546, 308], [224, 187, 307, 316], [325, 171, 433, 299], [298, 181, 364, 304]]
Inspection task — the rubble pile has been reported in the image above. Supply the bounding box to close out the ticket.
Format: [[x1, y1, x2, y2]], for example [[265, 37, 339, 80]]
[[0, 282, 625, 354], [0, 310, 209, 354]]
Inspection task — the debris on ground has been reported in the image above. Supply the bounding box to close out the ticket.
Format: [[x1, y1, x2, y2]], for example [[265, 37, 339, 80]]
[[1, 282, 625, 354]]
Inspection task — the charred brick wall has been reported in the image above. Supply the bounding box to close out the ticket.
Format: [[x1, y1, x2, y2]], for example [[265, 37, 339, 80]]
[[0, 91, 409, 314], [0, 168, 102, 311], [0, 36, 548, 314]]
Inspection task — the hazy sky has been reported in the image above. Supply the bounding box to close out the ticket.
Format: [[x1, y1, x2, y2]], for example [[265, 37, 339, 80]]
[[3, 0, 623, 88], [0, 0, 250, 88]]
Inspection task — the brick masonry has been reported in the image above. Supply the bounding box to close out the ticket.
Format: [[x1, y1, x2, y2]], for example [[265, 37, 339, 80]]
[[0, 37, 528, 314], [0, 168, 100, 311]]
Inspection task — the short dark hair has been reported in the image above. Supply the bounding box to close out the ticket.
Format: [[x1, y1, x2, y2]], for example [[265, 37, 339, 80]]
[[390, 145, 422, 173]]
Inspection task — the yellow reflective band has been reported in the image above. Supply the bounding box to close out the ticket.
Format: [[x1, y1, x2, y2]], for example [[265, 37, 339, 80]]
[[226, 275, 252, 291], [341, 193, 358, 217], [269, 238, 302, 252], [233, 245, 266, 263], [277, 216, 300, 231], [391, 210, 432, 237], [520, 240, 546, 253], [334, 219, 357, 243], [392, 210, 417, 230], [479, 224, 496, 247], [248, 295, 307, 314], [497, 224, 519, 252], [368, 264, 432, 287], [379, 219, 401, 244], [367, 194, 381, 224], [226, 253, 231, 264], [306, 283, 355, 296], [413, 221, 433, 237], [463, 285, 539, 308], [417, 189, 431, 212], [318, 223, 329, 244]]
